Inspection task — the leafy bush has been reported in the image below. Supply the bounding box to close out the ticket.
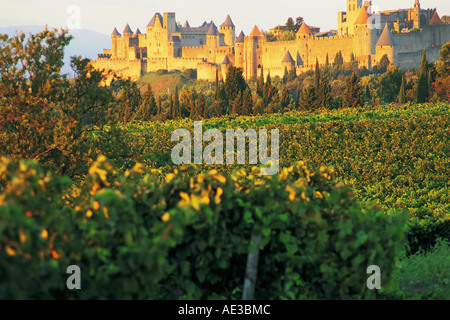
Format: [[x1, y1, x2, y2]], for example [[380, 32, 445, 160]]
[[395, 239, 450, 299], [156, 69, 168, 76], [182, 69, 197, 80], [0, 157, 405, 299]]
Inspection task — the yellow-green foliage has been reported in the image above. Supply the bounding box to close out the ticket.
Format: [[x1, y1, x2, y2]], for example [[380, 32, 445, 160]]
[[112, 102, 449, 253], [0, 157, 405, 299]]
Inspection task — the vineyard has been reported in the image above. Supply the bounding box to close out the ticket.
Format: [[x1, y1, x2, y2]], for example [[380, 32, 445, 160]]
[[1, 29, 449, 300], [1, 102, 448, 299], [114, 102, 450, 254]]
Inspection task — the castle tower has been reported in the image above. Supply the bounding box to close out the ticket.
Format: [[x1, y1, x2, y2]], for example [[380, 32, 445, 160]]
[[296, 23, 313, 39], [375, 23, 397, 66], [111, 27, 121, 58], [412, 0, 421, 29], [146, 13, 166, 57], [163, 12, 177, 35], [353, 6, 372, 56], [296, 24, 313, 67], [281, 51, 295, 73], [346, 0, 364, 34], [219, 15, 236, 46], [221, 55, 231, 80], [244, 26, 262, 79], [168, 35, 182, 57], [206, 22, 219, 61], [235, 31, 245, 69], [122, 24, 133, 59]]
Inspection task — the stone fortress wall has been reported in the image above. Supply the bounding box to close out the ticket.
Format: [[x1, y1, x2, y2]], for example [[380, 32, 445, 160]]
[[91, 0, 450, 82]]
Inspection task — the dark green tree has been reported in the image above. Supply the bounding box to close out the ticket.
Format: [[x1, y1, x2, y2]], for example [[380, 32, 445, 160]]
[[135, 84, 157, 121], [398, 75, 406, 104], [173, 86, 180, 119], [343, 72, 363, 108], [298, 85, 316, 110], [318, 75, 333, 109], [379, 65, 403, 102], [417, 49, 429, 103], [314, 58, 320, 95], [279, 86, 291, 111], [242, 88, 253, 116], [224, 65, 247, 103]]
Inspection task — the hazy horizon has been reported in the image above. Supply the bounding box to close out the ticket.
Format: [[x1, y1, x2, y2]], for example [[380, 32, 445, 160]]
[[1, 0, 449, 36]]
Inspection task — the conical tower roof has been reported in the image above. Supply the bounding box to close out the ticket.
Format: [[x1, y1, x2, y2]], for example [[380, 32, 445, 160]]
[[376, 23, 397, 46], [183, 20, 190, 28], [111, 27, 121, 36], [297, 23, 312, 35], [236, 31, 245, 43], [250, 25, 262, 37], [354, 7, 370, 25], [207, 22, 218, 36], [222, 55, 231, 65], [136, 28, 142, 35], [430, 11, 442, 24], [200, 21, 208, 28], [220, 15, 235, 28], [123, 23, 133, 34], [282, 50, 295, 63], [147, 13, 163, 27]]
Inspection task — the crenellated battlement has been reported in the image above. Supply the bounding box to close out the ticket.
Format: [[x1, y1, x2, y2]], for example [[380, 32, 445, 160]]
[[94, 2, 450, 81]]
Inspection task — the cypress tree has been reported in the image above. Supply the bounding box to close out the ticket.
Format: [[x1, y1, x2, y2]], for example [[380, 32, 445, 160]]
[[168, 94, 174, 120], [196, 92, 206, 119], [416, 49, 429, 103], [215, 68, 220, 100], [135, 84, 157, 121], [295, 83, 301, 109], [231, 91, 243, 115], [343, 72, 363, 108], [416, 72, 428, 103], [173, 86, 180, 119], [242, 88, 253, 116], [263, 72, 272, 105], [314, 58, 320, 94], [325, 53, 329, 67], [318, 75, 332, 109], [298, 85, 316, 110], [279, 86, 291, 111], [257, 65, 264, 97], [157, 96, 162, 115], [283, 66, 289, 83], [398, 75, 406, 104]]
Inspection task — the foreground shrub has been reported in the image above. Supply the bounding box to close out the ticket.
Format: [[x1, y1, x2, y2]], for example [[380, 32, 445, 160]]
[[0, 157, 405, 299], [395, 239, 450, 299]]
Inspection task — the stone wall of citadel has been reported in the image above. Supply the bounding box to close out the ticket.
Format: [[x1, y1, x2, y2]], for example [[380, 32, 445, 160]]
[[197, 62, 219, 81], [392, 24, 450, 70], [91, 58, 142, 81], [261, 35, 355, 76]]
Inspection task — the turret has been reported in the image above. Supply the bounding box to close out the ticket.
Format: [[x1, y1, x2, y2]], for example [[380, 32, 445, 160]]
[[281, 50, 295, 73], [111, 27, 121, 58], [244, 26, 262, 79], [219, 14, 235, 46], [163, 12, 177, 34], [221, 55, 231, 80], [353, 6, 374, 57], [235, 31, 245, 69], [375, 23, 397, 66], [296, 23, 313, 39]]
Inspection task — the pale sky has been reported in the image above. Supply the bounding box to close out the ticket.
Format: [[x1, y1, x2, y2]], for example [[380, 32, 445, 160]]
[[0, 0, 449, 35]]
